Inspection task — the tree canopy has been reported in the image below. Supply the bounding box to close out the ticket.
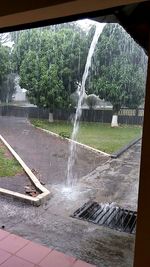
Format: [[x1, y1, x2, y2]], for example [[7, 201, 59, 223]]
[[0, 43, 15, 103], [87, 23, 147, 114], [12, 23, 89, 109], [0, 22, 147, 111]]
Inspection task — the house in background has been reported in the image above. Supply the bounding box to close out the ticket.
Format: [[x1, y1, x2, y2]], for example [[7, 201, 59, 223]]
[[12, 75, 36, 107], [12, 76, 27, 102]]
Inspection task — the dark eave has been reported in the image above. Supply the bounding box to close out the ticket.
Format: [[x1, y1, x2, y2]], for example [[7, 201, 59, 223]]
[[94, 1, 150, 52], [0, 1, 149, 52], [0, 1, 73, 17]]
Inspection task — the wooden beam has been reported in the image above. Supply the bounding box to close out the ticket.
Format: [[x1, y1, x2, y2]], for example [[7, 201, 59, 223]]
[[0, 0, 147, 30], [133, 28, 150, 267]]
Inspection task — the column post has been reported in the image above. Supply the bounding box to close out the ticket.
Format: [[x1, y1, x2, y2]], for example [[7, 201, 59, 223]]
[[134, 31, 150, 267]]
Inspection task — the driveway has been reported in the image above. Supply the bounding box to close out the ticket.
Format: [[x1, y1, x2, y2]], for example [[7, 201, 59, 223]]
[[0, 116, 107, 186]]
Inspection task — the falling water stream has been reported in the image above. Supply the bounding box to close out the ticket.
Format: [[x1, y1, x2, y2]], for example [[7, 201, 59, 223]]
[[66, 23, 106, 187]]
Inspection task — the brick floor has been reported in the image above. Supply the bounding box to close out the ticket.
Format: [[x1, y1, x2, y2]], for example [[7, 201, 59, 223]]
[[0, 230, 96, 267]]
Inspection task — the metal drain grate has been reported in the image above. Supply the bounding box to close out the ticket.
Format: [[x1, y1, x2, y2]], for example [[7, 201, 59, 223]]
[[71, 201, 137, 234]]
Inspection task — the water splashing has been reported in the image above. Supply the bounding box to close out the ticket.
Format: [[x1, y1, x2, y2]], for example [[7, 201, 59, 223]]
[[66, 23, 106, 187]]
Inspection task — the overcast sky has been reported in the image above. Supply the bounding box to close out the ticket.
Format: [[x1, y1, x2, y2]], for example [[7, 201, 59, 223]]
[[77, 19, 106, 32]]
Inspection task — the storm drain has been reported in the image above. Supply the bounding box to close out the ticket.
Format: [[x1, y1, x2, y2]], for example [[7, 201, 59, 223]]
[[71, 201, 137, 234]]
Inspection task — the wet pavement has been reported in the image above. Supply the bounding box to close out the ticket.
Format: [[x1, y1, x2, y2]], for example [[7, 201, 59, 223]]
[[81, 141, 141, 211], [0, 116, 141, 267], [0, 117, 107, 185]]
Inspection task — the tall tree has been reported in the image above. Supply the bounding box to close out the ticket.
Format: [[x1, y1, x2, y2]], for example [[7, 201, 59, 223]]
[[88, 23, 147, 126], [12, 23, 89, 110], [0, 44, 14, 103]]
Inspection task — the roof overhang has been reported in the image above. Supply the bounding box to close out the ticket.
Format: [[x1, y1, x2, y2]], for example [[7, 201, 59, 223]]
[[0, 0, 149, 52]]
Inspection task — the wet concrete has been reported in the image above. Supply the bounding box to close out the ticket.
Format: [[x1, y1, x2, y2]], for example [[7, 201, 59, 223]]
[[0, 116, 141, 267], [0, 189, 135, 267], [0, 116, 107, 185], [0, 175, 33, 194], [81, 141, 141, 211]]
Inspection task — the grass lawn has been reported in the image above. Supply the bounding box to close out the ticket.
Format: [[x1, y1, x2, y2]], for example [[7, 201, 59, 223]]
[[0, 143, 22, 177], [31, 119, 142, 154]]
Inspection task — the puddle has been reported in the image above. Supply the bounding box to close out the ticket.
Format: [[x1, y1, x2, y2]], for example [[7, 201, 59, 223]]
[[51, 184, 95, 201]]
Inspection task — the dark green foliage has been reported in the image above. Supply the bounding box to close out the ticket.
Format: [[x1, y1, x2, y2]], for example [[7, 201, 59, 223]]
[[0, 73, 16, 103], [0, 44, 15, 103], [88, 23, 147, 114], [12, 24, 89, 109], [59, 131, 70, 139], [10, 22, 147, 113]]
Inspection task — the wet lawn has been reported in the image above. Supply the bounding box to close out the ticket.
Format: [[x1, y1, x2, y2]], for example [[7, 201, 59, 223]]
[[31, 119, 142, 153], [0, 142, 22, 176]]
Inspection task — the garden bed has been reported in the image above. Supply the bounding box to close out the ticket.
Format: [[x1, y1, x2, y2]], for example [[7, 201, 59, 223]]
[[0, 140, 38, 196]]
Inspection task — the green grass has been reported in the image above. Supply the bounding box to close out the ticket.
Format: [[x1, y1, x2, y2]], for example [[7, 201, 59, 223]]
[[0, 146, 22, 177], [31, 119, 142, 154]]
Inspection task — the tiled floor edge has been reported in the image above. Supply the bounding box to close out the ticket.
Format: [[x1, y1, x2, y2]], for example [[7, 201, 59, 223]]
[[0, 230, 97, 267]]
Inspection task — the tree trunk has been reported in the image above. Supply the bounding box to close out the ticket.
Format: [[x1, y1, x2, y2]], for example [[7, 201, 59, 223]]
[[111, 105, 120, 127], [49, 112, 53, 122], [135, 107, 139, 116], [111, 114, 118, 127]]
